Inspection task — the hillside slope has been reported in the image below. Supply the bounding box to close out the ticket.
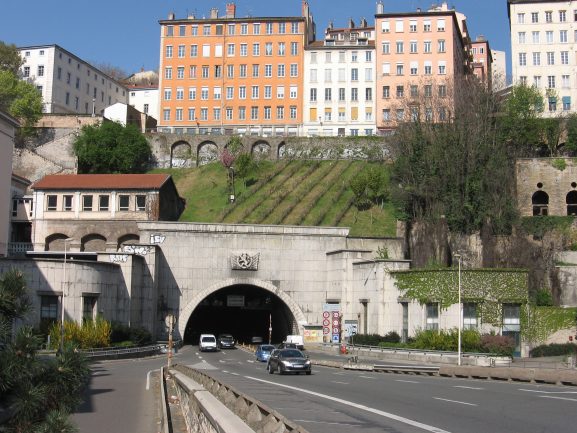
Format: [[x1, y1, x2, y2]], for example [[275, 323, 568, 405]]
[[151, 160, 396, 237]]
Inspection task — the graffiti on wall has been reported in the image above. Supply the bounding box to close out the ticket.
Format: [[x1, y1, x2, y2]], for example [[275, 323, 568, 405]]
[[123, 245, 153, 255], [109, 254, 129, 263], [150, 234, 166, 244]]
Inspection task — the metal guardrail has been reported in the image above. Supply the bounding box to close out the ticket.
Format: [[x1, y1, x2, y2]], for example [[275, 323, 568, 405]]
[[372, 364, 440, 374], [80, 344, 164, 359]]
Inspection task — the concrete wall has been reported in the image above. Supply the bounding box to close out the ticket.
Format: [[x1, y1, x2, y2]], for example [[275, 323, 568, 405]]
[[0, 112, 18, 257]]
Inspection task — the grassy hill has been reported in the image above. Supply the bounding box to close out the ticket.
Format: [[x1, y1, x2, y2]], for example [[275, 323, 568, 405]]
[[151, 160, 397, 237]]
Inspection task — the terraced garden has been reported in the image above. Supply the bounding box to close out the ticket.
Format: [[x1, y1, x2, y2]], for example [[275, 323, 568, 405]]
[[151, 160, 397, 237]]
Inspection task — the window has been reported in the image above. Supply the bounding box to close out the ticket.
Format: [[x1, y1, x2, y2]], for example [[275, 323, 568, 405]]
[[409, 40, 417, 53], [463, 303, 477, 330], [423, 20, 431, 32], [410, 62, 418, 75], [251, 106, 258, 120], [64, 195, 73, 211], [396, 109, 404, 121], [83, 296, 97, 323], [189, 87, 197, 100], [163, 109, 170, 121], [310, 88, 317, 101], [265, 64, 272, 77], [424, 41, 431, 53], [136, 195, 146, 211], [191, 25, 198, 36], [547, 52, 555, 65], [163, 88, 172, 101], [438, 39, 445, 52], [177, 67, 184, 79], [203, 25, 210, 35], [241, 23, 248, 34], [560, 30, 568, 42], [189, 65, 197, 78], [165, 67, 172, 79], [278, 42, 286, 56], [178, 45, 185, 58], [40, 295, 58, 328], [531, 12, 538, 23], [290, 42, 298, 56], [240, 44, 247, 56], [519, 52, 527, 66], [352, 51, 358, 62], [227, 65, 234, 78], [545, 11, 552, 22], [518, 32, 526, 44], [562, 75, 570, 88], [560, 10, 567, 22], [426, 303, 439, 330], [278, 64, 286, 77], [395, 19, 404, 32], [396, 85, 404, 98], [23, 66, 30, 77], [278, 22, 286, 34], [291, 22, 299, 33], [253, 23, 260, 34], [188, 108, 196, 121], [277, 86, 285, 99], [38, 65, 44, 77], [265, 43, 273, 56], [548, 75, 556, 88], [212, 108, 220, 120], [563, 96, 571, 111], [226, 86, 234, 99], [289, 85, 297, 99], [47, 195, 57, 211], [546, 31, 553, 43], [561, 51, 569, 64], [339, 88, 345, 101], [277, 106, 284, 119], [382, 42, 390, 54], [438, 61, 446, 75], [424, 85, 432, 97], [396, 63, 404, 75], [99, 195, 109, 211], [264, 106, 271, 120], [253, 43, 260, 56], [382, 109, 390, 121], [351, 68, 358, 81], [265, 22, 273, 34], [264, 85, 272, 99], [396, 41, 404, 53], [532, 52, 540, 66], [226, 107, 233, 120], [227, 43, 235, 56], [239, 86, 246, 99], [252, 64, 259, 77], [251, 85, 259, 99], [437, 18, 445, 31], [410, 85, 418, 98], [290, 106, 297, 119], [438, 85, 447, 97], [365, 68, 372, 81], [351, 88, 358, 101], [382, 86, 390, 98], [239, 106, 246, 120], [228, 24, 235, 35], [324, 88, 332, 101], [365, 51, 372, 62], [82, 195, 93, 211], [213, 87, 221, 100], [165, 45, 173, 58], [289, 64, 298, 77]]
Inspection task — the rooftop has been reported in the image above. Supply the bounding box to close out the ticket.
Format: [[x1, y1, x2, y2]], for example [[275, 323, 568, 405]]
[[32, 174, 172, 191]]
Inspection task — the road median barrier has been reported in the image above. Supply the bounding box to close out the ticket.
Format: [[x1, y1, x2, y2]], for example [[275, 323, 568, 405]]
[[439, 365, 577, 385]]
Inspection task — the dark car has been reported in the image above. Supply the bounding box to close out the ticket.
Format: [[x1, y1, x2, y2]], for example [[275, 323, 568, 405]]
[[267, 348, 311, 375], [277, 342, 297, 349], [255, 344, 276, 362], [217, 333, 235, 349]]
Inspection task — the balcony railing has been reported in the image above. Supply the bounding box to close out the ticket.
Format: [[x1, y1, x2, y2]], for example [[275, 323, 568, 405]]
[[7, 242, 33, 257]]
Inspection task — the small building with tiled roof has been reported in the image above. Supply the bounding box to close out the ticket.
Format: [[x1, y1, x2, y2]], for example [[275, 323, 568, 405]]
[[30, 173, 184, 252]]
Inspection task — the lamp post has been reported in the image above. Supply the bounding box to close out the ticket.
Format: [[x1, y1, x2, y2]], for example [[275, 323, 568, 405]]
[[454, 253, 462, 366], [60, 238, 73, 354]]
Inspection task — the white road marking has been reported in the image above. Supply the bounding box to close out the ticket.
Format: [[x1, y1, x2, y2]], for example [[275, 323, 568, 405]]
[[358, 375, 373, 379], [332, 372, 345, 376], [454, 386, 483, 390], [332, 381, 349, 385], [229, 372, 240, 376], [396, 379, 420, 384], [245, 376, 452, 433], [519, 389, 577, 394], [294, 419, 363, 427], [433, 397, 477, 407], [145, 369, 158, 390], [539, 396, 577, 402], [219, 360, 226, 363]]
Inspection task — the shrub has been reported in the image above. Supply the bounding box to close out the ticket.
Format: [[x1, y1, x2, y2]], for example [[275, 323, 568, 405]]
[[352, 332, 401, 346], [479, 334, 515, 357], [412, 328, 481, 352], [49, 316, 111, 349], [129, 326, 152, 346], [530, 343, 577, 357], [110, 322, 152, 346], [534, 288, 553, 306]]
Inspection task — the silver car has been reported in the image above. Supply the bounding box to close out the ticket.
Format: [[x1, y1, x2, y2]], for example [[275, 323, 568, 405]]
[[266, 348, 311, 375]]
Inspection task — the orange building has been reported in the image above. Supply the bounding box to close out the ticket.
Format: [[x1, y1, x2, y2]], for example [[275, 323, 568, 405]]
[[158, 1, 315, 136], [470, 36, 493, 89], [374, 2, 470, 134]]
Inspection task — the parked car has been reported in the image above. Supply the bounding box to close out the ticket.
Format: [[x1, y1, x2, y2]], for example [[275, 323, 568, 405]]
[[199, 334, 218, 352], [267, 348, 311, 375], [217, 333, 236, 349], [255, 344, 276, 362]]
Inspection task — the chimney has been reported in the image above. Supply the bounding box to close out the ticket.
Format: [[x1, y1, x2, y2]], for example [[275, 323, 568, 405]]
[[168, 12, 175, 20], [376, 1, 384, 14], [226, 3, 236, 18], [348, 18, 355, 29], [210, 8, 218, 19], [476, 35, 486, 42], [302, 0, 309, 18], [360, 17, 367, 28]]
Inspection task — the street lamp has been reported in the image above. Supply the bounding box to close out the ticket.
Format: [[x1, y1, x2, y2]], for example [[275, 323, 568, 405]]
[[454, 253, 462, 366], [60, 238, 73, 354]]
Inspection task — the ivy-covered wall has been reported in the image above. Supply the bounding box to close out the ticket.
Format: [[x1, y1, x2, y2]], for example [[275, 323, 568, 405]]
[[524, 306, 577, 344], [391, 269, 529, 328]]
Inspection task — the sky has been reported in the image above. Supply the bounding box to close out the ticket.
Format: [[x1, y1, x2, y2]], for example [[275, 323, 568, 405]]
[[0, 0, 511, 76]]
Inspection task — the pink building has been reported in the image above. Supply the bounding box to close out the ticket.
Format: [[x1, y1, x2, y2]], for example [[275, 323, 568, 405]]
[[471, 36, 493, 89], [374, 2, 470, 134]]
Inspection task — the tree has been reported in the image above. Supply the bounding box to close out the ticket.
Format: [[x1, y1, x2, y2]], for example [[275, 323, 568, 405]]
[[0, 41, 24, 75], [0, 269, 90, 432], [0, 69, 43, 135], [73, 121, 152, 173]]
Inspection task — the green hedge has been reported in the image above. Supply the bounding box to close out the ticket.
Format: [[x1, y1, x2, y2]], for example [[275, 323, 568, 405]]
[[352, 332, 400, 345], [530, 343, 577, 357]]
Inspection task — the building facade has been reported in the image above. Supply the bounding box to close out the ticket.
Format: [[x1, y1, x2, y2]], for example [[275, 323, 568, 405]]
[[0, 111, 19, 257], [303, 20, 376, 137], [491, 49, 508, 90], [18, 45, 129, 115], [374, 2, 470, 134], [157, 1, 315, 136], [9, 173, 33, 257], [128, 86, 160, 122], [471, 36, 493, 89], [509, 0, 576, 115]]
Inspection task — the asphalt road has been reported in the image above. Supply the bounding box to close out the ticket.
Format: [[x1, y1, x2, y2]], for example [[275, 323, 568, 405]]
[[177, 345, 575, 433]]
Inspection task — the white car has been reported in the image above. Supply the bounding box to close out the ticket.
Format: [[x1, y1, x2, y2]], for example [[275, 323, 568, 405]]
[[199, 334, 218, 352]]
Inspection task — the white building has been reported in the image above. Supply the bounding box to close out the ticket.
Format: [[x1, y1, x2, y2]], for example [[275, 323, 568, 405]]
[[491, 49, 507, 90], [128, 86, 159, 122], [18, 44, 129, 115], [0, 111, 19, 257], [303, 20, 376, 137], [508, 0, 576, 115]]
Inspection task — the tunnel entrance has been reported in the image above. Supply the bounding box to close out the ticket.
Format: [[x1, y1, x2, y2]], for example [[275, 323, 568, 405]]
[[183, 284, 297, 345]]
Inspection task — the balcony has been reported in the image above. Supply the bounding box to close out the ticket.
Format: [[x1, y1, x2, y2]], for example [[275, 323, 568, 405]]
[[7, 242, 34, 257]]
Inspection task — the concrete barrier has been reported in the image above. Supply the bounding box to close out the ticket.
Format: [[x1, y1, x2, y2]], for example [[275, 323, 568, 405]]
[[438, 365, 577, 385]]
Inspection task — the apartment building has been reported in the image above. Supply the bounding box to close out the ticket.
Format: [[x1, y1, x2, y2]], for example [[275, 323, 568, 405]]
[[18, 44, 128, 115], [471, 36, 493, 89], [374, 2, 470, 134], [0, 111, 19, 257], [303, 19, 376, 137], [157, 1, 315, 136], [509, 0, 577, 115], [491, 49, 508, 91]]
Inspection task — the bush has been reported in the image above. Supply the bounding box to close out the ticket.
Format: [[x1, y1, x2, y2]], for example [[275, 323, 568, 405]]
[[352, 332, 400, 346], [412, 329, 482, 352], [110, 322, 152, 346], [534, 289, 553, 306], [49, 316, 111, 349], [129, 326, 152, 346], [530, 343, 577, 357], [479, 334, 515, 357]]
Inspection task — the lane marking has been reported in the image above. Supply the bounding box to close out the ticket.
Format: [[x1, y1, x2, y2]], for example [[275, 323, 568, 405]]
[[332, 372, 345, 376], [229, 372, 240, 376], [145, 369, 158, 390], [519, 389, 577, 395], [396, 380, 420, 384], [294, 419, 363, 427], [332, 381, 349, 385], [539, 396, 577, 402], [454, 386, 483, 390], [358, 375, 373, 379], [244, 376, 452, 433], [433, 397, 477, 407]]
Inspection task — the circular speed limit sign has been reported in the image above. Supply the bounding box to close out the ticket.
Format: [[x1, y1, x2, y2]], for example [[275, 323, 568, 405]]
[[323, 319, 330, 326], [323, 311, 330, 318]]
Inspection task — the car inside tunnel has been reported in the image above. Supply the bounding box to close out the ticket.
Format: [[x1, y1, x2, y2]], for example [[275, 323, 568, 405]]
[[183, 284, 297, 345]]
